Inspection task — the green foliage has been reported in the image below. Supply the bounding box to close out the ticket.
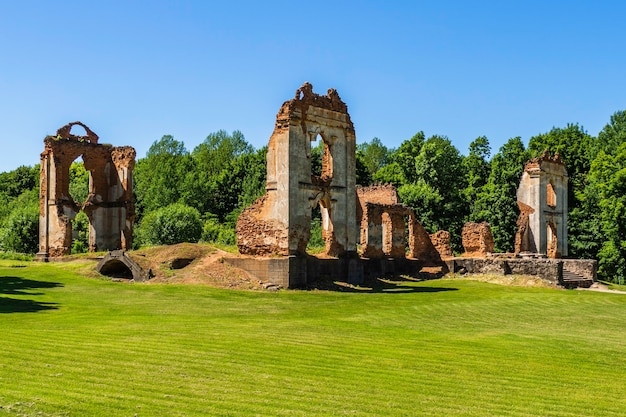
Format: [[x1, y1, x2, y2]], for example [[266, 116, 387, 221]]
[[0, 197, 39, 254], [372, 161, 405, 186], [237, 147, 267, 209], [184, 131, 264, 221], [0, 165, 39, 198], [68, 162, 90, 204], [397, 134, 467, 251], [71, 211, 89, 254], [528, 124, 594, 178], [595, 110, 626, 158], [0, 251, 34, 261], [2, 261, 626, 415], [583, 144, 626, 281], [310, 140, 324, 178], [357, 137, 390, 179], [307, 205, 325, 251], [0, 165, 39, 229], [355, 149, 372, 186], [134, 135, 194, 218], [463, 136, 491, 213], [201, 215, 236, 245], [135, 203, 203, 246], [391, 131, 425, 184]]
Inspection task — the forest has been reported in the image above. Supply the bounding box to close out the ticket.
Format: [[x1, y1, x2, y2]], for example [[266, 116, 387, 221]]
[[1, 110, 625, 283]]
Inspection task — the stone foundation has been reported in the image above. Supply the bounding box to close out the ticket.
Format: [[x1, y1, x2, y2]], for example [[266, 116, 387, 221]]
[[445, 257, 596, 287], [223, 255, 430, 288]]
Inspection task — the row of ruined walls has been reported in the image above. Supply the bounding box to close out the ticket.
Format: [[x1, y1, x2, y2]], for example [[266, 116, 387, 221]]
[[356, 185, 496, 261]]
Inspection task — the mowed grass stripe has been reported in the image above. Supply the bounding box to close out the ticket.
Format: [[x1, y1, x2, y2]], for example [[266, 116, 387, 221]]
[[1, 262, 626, 416]]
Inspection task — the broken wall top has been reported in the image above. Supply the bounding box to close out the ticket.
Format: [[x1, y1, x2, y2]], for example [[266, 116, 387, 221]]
[[523, 150, 567, 177], [274, 82, 355, 133], [357, 184, 400, 206]]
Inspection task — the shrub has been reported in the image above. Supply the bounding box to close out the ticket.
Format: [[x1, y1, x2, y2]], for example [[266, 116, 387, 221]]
[[201, 218, 236, 245], [0, 203, 39, 254], [135, 203, 203, 246]]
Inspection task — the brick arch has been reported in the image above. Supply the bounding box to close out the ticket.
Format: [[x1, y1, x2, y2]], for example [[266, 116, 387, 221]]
[[37, 123, 136, 260]]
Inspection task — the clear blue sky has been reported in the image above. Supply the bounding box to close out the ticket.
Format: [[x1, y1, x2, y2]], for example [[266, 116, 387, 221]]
[[1, 0, 624, 172]]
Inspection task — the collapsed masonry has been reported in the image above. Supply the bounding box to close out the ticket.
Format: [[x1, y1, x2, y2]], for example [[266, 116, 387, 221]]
[[37, 122, 136, 260], [461, 222, 494, 257]]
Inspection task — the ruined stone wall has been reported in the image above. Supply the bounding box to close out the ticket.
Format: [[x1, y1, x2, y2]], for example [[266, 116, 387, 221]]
[[236, 83, 357, 258], [430, 230, 453, 258], [359, 203, 385, 258], [38, 122, 136, 259], [359, 203, 410, 258], [407, 216, 442, 264], [515, 151, 568, 258], [356, 184, 399, 207], [356, 184, 441, 263], [462, 222, 494, 257]]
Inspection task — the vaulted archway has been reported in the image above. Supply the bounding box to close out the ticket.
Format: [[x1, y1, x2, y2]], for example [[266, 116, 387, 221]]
[[37, 122, 136, 260]]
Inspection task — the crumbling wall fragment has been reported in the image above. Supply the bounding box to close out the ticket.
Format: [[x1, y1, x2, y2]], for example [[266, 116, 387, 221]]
[[430, 230, 453, 258], [514, 201, 535, 253], [462, 222, 495, 257], [407, 215, 442, 264]]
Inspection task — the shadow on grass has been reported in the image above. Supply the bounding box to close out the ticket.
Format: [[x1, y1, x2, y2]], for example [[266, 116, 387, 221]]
[[0, 296, 59, 313], [310, 271, 458, 294], [0, 276, 62, 313]]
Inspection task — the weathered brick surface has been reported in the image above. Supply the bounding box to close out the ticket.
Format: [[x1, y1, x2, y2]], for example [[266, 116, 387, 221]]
[[462, 222, 494, 257], [38, 122, 135, 259], [236, 83, 357, 257], [515, 151, 568, 258], [430, 230, 453, 258]]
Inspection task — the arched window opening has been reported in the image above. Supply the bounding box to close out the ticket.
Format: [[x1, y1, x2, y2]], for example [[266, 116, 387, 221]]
[[69, 124, 88, 137], [547, 221, 558, 258], [547, 182, 556, 208], [310, 134, 333, 185]]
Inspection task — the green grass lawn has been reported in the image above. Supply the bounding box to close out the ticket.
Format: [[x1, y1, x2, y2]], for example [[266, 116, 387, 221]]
[[1, 260, 625, 416]]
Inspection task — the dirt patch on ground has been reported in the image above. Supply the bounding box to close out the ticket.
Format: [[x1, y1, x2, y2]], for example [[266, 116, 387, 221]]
[[578, 282, 626, 294], [126, 243, 263, 290], [444, 273, 559, 288]]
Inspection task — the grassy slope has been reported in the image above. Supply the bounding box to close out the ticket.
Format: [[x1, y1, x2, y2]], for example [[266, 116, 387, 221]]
[[0, 260, 625, 417]]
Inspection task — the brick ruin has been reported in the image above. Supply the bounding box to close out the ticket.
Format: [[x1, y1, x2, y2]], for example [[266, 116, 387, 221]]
[[37, 122, 136, 260], [429, 230, 454, 259], [233, 84, 443, 286], [461, 222, 494, 257], [236, 83, 357, 258], [514, 151, 568, 258], [356, 184, 440, 263]]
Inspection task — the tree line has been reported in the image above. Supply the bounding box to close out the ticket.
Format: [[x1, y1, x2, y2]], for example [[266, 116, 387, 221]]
[[1, 112, 625, 282]]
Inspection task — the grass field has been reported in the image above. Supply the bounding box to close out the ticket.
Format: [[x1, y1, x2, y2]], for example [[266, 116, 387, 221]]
[[1, 259, 625, 416]]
